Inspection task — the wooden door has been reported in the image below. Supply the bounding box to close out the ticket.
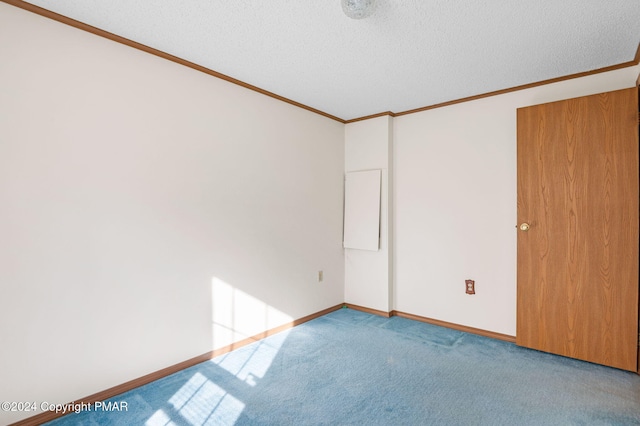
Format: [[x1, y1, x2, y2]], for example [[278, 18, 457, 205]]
[[516, 87, 639, 372]]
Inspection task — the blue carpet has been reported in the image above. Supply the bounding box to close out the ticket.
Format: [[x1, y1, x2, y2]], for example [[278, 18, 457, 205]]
[[46, 308, 640, 425]]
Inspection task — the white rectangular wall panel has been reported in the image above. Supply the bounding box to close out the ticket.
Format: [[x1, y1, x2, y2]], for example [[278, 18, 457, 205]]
[[343, 169, 381, 251]]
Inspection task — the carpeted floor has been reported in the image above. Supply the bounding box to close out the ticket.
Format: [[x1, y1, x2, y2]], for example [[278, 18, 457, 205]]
[[46, 308, 640, 425]]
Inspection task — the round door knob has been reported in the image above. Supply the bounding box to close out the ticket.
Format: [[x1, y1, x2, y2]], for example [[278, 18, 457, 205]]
[[519, 223, 530, 232]]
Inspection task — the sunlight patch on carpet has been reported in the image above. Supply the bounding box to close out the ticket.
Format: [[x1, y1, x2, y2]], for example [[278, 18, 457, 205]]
[[145, 408, 176, 426], [167, 372, 245, 425]]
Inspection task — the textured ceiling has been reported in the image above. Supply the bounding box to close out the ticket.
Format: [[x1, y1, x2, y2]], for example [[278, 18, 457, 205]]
[[18, 0, 640, 121]]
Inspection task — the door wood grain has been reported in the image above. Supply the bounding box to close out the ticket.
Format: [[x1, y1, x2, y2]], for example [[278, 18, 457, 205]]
[[516, 87, 639, 371]]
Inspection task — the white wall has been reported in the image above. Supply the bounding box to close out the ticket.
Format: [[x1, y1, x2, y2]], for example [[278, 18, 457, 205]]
[[393, 64, 640, 336], [344, 116, 393, 312], [0, 4, 344, 423]]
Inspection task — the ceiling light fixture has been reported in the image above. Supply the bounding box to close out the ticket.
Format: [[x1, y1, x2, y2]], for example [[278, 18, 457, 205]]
[[341, 0, 377, 19]]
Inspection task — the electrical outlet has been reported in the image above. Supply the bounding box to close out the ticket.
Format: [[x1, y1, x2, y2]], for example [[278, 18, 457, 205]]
[[465, 279, 475, 295], [318, 270, 323, 282]]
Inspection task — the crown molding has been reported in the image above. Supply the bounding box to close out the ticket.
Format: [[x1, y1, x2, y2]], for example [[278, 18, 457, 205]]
[[346, 42, 640, 123], [4, 1, 638, 125], [1, 0, 346, 124], [344, 111, 396, 123]]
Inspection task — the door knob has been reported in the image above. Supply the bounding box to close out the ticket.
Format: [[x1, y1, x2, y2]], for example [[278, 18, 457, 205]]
[[519, 223, 530, 231]]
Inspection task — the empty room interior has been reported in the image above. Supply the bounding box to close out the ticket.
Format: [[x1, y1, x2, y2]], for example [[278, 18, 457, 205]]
[[1, 0, 640, 424]]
